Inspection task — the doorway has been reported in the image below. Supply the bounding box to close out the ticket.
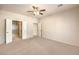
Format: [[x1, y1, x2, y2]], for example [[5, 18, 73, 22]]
[[5, 19, 28, 44], [12, 20, 22, 42], [33, 22, 42, 37]]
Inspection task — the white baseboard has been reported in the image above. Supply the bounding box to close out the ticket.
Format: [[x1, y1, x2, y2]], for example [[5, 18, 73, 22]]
[[42, 36, 79, 48]]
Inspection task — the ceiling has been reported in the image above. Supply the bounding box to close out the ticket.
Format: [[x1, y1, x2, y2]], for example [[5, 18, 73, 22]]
[[0, 4, 79, 18]]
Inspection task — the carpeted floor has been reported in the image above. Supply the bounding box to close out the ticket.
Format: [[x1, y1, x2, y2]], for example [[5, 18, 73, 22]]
[[0, 37, 79, 55]]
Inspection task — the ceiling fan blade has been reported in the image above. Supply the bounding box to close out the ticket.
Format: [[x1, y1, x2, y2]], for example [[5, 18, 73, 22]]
[[39, 13, 43, 15], [36, 7, 38, 9], [40, 9, 46, 11], [27, 11, 33, 12], [32, 6, 36, 9]]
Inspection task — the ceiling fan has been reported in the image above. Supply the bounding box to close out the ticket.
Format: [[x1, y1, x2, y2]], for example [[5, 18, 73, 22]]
[[27, 6, 46, 15]]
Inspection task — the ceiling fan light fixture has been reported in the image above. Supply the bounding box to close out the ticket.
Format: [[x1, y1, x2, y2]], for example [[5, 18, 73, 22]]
[[36, 11, 39, 15], [34, 11, 36, 15], [27, 6, 46, 16], [34, 11, 39, 15]]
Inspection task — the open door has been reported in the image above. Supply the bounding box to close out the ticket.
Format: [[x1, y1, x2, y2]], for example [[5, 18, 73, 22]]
[[5, 18, 12, 44], [22, 21, 27, 39]]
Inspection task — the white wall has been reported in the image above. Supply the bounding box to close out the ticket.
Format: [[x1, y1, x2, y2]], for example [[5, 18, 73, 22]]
[[40, 7, 79, 47], [0, 10, 37, 44]]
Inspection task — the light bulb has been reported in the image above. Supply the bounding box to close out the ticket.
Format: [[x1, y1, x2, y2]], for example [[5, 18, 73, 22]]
[[34, 11, 36, 15], [36, 11, 39, 15]]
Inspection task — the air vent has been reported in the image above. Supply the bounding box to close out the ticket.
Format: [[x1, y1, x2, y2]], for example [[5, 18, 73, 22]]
[[58, 4, 63, 7]]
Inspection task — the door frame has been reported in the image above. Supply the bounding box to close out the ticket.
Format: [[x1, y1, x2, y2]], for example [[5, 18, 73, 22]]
[[5, 19, 27, 44]]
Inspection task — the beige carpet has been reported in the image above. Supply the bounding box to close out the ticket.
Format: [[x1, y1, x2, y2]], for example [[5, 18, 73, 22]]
[[0, 37, 79, 55]]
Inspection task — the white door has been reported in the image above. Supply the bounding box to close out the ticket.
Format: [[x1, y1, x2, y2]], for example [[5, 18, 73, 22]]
[[33, 23, 38, 36], [6, 18, 12, 44], [22, 21, 27, 39]]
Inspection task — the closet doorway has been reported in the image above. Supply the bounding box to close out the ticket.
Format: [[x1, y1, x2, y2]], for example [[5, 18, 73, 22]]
[[12, 20, 22, 42]]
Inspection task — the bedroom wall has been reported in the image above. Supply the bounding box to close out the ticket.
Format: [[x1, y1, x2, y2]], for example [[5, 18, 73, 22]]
[[40, 7, 79, 47], [0, 10, 38, 44]]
